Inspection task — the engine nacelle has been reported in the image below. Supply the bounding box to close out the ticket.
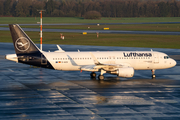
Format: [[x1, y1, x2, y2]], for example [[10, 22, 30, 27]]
[[110, 67, 134, 78]]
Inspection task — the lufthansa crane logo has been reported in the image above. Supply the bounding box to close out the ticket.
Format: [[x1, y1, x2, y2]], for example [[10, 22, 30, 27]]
[[15, 37, 30, 52]]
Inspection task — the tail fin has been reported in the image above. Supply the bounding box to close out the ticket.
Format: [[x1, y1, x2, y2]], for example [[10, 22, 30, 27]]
[[8, 24, 54, 69], [9, 24, 40, 55]]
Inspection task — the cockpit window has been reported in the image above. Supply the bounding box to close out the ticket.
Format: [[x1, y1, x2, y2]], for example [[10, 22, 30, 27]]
[[164, 56, 169, 59]]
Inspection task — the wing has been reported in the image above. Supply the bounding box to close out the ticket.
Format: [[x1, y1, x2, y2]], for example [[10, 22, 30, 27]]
[[80, 64, 123, 72], [80, 52, 130, 72], [80, 65, 98, 71]]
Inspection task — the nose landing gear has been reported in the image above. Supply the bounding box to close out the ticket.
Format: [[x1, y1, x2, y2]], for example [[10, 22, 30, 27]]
[[151, 69, 156, 79]]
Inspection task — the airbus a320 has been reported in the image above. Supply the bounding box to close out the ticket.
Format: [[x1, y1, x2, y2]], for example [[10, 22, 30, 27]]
[[5, 24, 176, 80]]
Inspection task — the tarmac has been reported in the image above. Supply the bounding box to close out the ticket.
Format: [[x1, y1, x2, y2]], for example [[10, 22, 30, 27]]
[[1, 26, 180, 35], [0, 43, 180, 120]]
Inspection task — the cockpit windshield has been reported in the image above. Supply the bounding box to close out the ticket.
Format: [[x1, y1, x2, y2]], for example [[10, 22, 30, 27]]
[[164, 56, 169, 59]]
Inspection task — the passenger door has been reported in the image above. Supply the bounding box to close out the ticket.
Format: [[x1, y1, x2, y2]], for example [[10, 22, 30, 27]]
[[154, 53, 159, 63]]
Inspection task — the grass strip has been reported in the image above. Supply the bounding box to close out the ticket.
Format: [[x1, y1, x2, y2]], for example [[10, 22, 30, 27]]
[[20, 24, 180, 32], [1, 17, 180, 24], [0, 31, 179, 49]]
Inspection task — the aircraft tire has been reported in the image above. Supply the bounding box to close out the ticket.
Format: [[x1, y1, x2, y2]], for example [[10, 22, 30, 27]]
[[90, 72, 96, 78], [152, 74, 156, 78], [98, 75, 104, 80]]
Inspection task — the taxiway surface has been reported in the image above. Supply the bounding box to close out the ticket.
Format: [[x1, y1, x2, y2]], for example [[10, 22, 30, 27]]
[[1, 27, 180, 35], [1, 22, 180, 26], [0, 43, 180, 120]]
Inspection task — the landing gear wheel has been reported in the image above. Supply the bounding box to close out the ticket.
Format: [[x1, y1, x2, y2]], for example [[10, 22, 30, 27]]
[[151, 69, 156, 79], [90, 72, 96, 78], [98, 75, 104, 80], [152, 74, 156, 78]]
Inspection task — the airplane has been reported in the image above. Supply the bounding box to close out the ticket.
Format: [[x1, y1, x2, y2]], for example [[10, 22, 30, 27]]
[[5, 24, 176, 80]]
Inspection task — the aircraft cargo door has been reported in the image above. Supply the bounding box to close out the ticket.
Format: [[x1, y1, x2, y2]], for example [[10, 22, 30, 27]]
[[154, 53, 159, 63]]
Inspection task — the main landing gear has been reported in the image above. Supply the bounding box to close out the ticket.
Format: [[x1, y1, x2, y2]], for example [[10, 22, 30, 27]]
[[98, 75, 104, 80], [90, 69, 106, 80], [151, 69, 156, 79], [90, 72, 96, 78]]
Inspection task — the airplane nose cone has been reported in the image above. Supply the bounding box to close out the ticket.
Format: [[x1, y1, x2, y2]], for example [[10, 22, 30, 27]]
[[170, 59, 176, 67]]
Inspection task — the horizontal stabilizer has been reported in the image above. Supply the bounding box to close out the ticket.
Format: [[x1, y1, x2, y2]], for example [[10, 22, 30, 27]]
[[5, 54, 18, 62]]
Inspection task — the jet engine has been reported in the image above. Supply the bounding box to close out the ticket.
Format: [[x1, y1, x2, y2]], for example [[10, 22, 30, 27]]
[[110, 67, 134, 78]]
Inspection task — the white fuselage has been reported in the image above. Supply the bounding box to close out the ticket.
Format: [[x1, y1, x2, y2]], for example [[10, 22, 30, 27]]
[[42, 51, 176, 71]]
